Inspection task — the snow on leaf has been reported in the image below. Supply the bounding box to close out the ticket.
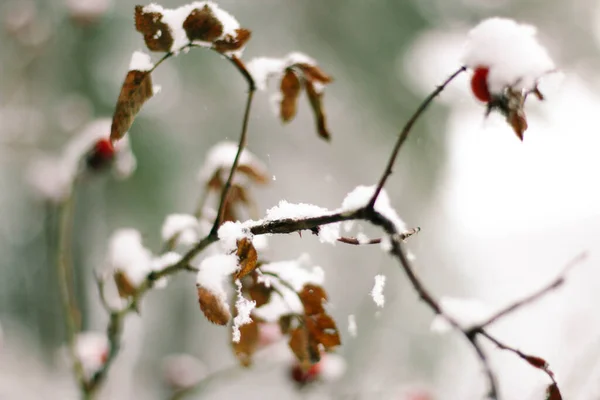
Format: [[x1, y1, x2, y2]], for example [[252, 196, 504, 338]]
[[213, 28, 251, 53], [197, 286, 231, 325], [341, 185, 407, 233], [232, 279, 256, 344], [217, 221, 251, 252], [75, 332, 109, 379], [134, 5, 174, 52], [195, 253, 239, 325], [371, 274, 386, 308], [198, 141, 269, 186], [110, 54, 155, 142], [305, 313, 341, 350], [107, 228, 153, 297]]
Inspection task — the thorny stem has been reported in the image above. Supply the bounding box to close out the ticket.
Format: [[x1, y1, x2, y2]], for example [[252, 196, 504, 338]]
[[367, 66, 467, 209], [56, 193, 88, 395]]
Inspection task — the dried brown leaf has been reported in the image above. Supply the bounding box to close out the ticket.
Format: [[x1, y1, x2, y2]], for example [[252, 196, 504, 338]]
[[248, 281, 272, 307], [237, 164, 269, 185], [214, 29, 252, 53], [508, 110, 527, 141], [289, 327, 320, 367], [232, 319, 259, 367], [110, 69, 154, 142], [546, 383, 562, 400], [197, 286, 230, 325], [280, 69, 301, 122], [235, 238, 258, 280], [134, 5, 173, 52], [298, 63, 333, 84], [306, 313, 341, 350], [298, 284, 327, 316], [305, 80, 330, 141], [279, 314, 294, 335], [523, 355, 548, 370], [183, 5, 223, 43], [113, 271, 136, 298]]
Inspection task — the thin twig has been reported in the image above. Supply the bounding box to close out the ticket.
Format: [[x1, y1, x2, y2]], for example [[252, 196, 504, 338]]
[[336, 226, 420, 245], [472, 252, 587, 330], [367, 66, 466, 208], [56, 193, 88, 394], [210, 55, 256, 235]]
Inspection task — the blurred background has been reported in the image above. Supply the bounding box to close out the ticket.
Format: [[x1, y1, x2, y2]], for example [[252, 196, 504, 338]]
[[1, 0, 600, 399]]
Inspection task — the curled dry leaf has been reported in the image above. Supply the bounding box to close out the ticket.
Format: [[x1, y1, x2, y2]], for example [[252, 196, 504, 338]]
[[306, 314, 341, 350], [183, 5, 223, 43], [248, 281, 272, 307], [298, 284, 327, 316], [289, 327, 320, 368], [523, 355, 548, 370], [232, 319, 259, 367], [234, 238, 258, 280], [305, 81, 330, 141], [237, 164, 270, 185], [280, 69, 301, 122], [279, 314, 294, 335], [214, 29, 252, 53], [110, 69, 154, 142], [546, 383, 562, 400], [134, 5, 173, 52], [297, 64, 332, 84], [197, 286, 231, 325], [113, 271, 136, 298]]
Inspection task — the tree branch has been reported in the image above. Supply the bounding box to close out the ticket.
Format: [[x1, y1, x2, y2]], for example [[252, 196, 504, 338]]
[[367, 66, 466, 208], [336, 227, 420, 245]]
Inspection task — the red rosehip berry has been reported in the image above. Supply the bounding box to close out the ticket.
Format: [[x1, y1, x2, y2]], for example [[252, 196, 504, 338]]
[[470, 66, 491, 103], [290, 362, 321, 386], [86, 138, 115, 170]]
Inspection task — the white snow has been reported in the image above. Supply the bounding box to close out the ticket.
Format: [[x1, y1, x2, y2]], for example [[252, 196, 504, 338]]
[[142, 2, 243, 55], [371, 274, 386, 308], [161, 213, 199, 246], [252, 255, 325, 322], [107, 228, 154, 289], [151, 251, 182, 289], [264, 200, 340, 245], [462, 17, 555, 94], [195, 254, 239, 312], [380, 236, 392, 252], [356, 232, 370, 244], [342, 185, 407, 233], [217, 221, 251, 252], [347, 314, 357, 337], [162, 354, 206, 389], [129, 50, 154, 72], [430, 297, 491, 333], [319, 354, 347, 382], [232, 279, 256, 343], [247, 51, 318, 91], [75, 332, 109, 378], [197, 141, 267, 185]]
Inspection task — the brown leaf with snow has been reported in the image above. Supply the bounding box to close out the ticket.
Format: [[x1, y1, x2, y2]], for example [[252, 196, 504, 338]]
[[110, 69, 154, 142], [232, 319, 259, 367], [298, 64, 332, 84], [280, 69, 301, 122], [197, 286, 230, 325], [113, 271, 136, 298], [183, 5, 223, 43], [305, 80, 330, 141], [234, 238, 258, 280], [134, 5, 173, 52], [299, 284, 327, 316], [214, 29, 252, 53]]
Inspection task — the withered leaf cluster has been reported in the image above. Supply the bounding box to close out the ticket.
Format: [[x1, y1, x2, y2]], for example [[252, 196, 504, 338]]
[[487, 86, 543, 141], [134, 4, 250, 54], [279, 63, 333, 141]]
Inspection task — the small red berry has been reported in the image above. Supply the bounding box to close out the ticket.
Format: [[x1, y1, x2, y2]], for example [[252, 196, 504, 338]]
[[86, 138, 115, 170], [470, 66, 491, 103], [290, 362, 321, 386]]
